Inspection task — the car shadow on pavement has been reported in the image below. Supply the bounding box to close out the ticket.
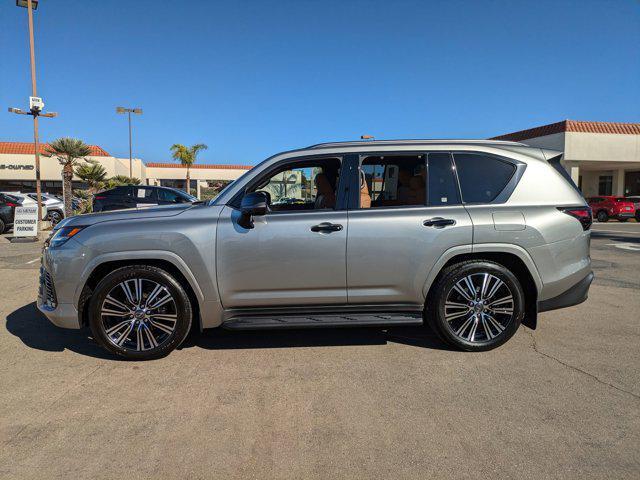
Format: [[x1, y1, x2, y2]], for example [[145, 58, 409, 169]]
[[184, 325, 453, 351], [6, 302, 453, 358], [5, 302, 115, 360]]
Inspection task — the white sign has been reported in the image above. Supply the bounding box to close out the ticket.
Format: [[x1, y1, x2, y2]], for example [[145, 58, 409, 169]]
[[13, 205, 38, 237], [29, 96, 44, 111]]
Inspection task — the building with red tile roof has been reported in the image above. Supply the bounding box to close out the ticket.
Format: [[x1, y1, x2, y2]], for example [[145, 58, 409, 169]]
[[491, 120, 640, 197]]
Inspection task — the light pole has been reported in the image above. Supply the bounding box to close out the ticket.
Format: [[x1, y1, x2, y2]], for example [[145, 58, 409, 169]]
[[10, 0, 57, 227], [116, 107, 142, 178]]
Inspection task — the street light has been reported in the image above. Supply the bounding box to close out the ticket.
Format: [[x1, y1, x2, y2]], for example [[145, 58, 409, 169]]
[[116, 107, 143, 178], [9, 0, 53, 228], [16, 0, 38, 8]]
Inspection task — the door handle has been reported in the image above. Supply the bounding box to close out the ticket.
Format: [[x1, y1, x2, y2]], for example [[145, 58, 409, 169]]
[[311, 222, 343, 233], [423, 217, 456, 228]]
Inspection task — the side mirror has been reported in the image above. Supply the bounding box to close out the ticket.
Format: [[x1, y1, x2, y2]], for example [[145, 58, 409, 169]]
[[239, 191, 269, 229]]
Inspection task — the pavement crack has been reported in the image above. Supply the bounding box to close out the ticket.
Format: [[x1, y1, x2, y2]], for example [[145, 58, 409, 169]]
[[526, 331, 640, 401]]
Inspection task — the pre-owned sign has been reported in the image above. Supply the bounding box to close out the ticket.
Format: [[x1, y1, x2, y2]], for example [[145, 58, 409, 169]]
[[13, 205, 38, 237]]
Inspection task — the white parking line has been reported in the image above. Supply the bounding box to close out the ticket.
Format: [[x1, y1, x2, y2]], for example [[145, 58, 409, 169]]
[[606, 243, 640, 251], [25, 258, 40, 264]]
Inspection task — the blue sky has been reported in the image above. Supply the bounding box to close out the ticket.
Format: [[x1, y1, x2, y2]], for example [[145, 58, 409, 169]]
[[1, 0, 638, 165]]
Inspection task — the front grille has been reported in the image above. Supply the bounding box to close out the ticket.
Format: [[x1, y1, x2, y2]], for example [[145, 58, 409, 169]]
[[39, 267, 58, 308]]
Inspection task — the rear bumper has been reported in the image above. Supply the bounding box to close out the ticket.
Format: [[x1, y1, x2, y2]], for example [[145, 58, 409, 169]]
[[538, 271, 594, 313]]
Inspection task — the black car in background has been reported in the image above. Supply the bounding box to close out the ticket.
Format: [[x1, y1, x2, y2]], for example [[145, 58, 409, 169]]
[[93, 185, 197, 212], [0, 193, 20, 233]]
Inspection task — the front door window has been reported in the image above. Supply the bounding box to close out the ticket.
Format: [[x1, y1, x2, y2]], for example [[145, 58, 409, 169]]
[[250, 157, 341, 212]]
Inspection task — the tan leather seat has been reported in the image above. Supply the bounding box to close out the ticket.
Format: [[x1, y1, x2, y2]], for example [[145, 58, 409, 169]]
[[360, 171, 371, 208], [408, 175, 425, 204]]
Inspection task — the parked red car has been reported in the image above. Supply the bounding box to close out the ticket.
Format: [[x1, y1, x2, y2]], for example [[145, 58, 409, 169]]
[[588, 196, 636, 222]]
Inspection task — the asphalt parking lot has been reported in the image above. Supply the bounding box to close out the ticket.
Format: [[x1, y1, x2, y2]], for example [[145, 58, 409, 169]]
[[0, 223, 639, 479]]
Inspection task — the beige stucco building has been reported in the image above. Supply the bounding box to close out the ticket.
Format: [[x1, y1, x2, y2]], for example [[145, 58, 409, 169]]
[[0, 142, 251, 198], [492, 120, 640, 197]]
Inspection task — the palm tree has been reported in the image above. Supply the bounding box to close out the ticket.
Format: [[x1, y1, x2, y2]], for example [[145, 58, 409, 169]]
[[170, 143, 208, 195], [45, 138, 92, 217], [105, 175, 141, 189], [75, 160, 107, 193]]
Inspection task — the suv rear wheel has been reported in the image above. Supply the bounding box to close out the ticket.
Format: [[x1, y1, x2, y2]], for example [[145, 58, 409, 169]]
[[427, 260, 525, 351], [89, 265, 192, 360]]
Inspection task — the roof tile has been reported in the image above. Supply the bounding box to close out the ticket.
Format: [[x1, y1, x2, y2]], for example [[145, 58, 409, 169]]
[[0, 141, 110, 156], [491, 120, 640, 141], [145, 162, 252, 170]]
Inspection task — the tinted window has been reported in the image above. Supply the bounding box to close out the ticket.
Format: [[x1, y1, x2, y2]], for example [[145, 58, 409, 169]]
[[157, 188, 186, 203], [105, 186, 131, 197], [427, 153, 460, 206], [135, 187, 155, 201], [359, 155, 425, 208], [453, 153, 516, 203]]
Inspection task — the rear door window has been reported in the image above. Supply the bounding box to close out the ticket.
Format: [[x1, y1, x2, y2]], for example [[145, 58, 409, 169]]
[[427, 153, 460, 206], [359, 155, 426, 208], [453, 153, 516, 203]]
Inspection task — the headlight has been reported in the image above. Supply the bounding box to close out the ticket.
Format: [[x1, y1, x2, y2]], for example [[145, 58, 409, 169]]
[[49, 226, 86, 248]]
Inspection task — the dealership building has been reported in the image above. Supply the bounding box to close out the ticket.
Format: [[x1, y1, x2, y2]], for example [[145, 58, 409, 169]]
[[492, 120, 640, 197], [0, 142, 251, 198], [1, 121, 639, 199]]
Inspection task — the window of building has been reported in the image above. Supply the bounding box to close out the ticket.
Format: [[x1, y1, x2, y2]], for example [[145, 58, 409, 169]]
[[598, 175, 613, 196], [250, 157, 341, 212], [359, 155, 425, 208], [453, 153, 516, 203], [427, 153, 460, 206]]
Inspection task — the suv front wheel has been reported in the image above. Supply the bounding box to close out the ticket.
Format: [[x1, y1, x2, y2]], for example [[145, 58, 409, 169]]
[[427, 260, 525, 351], [89, 265, 192, 360]]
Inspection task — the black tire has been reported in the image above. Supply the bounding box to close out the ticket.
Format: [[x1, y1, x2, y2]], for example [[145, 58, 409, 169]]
[[89, 265, 192, 360], [636, 211, 640, 222], [0, 218, 5, 234], [596, 210, 609, 223], [426, 260, 525, 352], [48, 210, 63, 226]]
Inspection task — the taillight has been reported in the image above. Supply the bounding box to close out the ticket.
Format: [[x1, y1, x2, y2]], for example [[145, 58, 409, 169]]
[[558, 206, 592, 231], [6, 202, 18, 207], [94, 196, 106, 200]]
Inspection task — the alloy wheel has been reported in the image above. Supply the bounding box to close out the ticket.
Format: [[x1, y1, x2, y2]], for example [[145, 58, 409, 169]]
[[443, 272, 515, 343], [100, 278, 178, 352], [49, 211, 63, 226]]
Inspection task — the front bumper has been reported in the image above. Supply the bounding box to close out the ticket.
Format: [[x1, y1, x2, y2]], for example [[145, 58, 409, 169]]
[[37, 239, 86, 329], [538, 271, 594, 313], [614, 212, 634, 219]]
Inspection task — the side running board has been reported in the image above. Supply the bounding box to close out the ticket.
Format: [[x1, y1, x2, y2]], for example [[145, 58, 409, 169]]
[[222, 312, 423, 330]]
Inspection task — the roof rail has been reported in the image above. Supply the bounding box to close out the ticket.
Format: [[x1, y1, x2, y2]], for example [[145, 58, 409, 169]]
[[306, 139, 526, 149]]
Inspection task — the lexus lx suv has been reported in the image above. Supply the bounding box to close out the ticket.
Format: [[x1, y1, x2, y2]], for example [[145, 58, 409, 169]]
[[38, 140, 593, 360]]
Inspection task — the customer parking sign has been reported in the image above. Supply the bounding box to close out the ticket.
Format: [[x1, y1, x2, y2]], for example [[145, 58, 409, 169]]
[[13, 205, 38, 237]]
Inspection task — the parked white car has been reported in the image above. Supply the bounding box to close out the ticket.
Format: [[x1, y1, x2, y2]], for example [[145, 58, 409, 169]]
[[1, 192, 48, 221]]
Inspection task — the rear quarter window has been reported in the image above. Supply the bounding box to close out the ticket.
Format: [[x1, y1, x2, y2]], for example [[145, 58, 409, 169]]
[[453, 153, 516, 203]]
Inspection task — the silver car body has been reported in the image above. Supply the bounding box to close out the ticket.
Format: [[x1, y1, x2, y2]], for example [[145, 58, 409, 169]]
[[38, 140, 591, 331]]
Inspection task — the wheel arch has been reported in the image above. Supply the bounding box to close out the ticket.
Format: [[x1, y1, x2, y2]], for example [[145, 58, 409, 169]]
[[423, 245, 542, 329], [77, 254, 203, 330]]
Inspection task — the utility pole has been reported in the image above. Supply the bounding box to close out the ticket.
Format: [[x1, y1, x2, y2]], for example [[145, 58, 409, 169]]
[[9, 0, 57, 228], [116, 107, 143, 178]]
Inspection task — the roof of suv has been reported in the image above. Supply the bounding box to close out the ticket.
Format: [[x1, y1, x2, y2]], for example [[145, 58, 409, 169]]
[[307, 139, 526, 149]]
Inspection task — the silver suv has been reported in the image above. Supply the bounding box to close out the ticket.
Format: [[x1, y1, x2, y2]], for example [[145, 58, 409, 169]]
[[38, 140, 593, 359]]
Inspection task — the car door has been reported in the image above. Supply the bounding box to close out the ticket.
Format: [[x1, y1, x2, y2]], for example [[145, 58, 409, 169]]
[[216, 156, 348, 308], [345, 152, 473, 305]]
